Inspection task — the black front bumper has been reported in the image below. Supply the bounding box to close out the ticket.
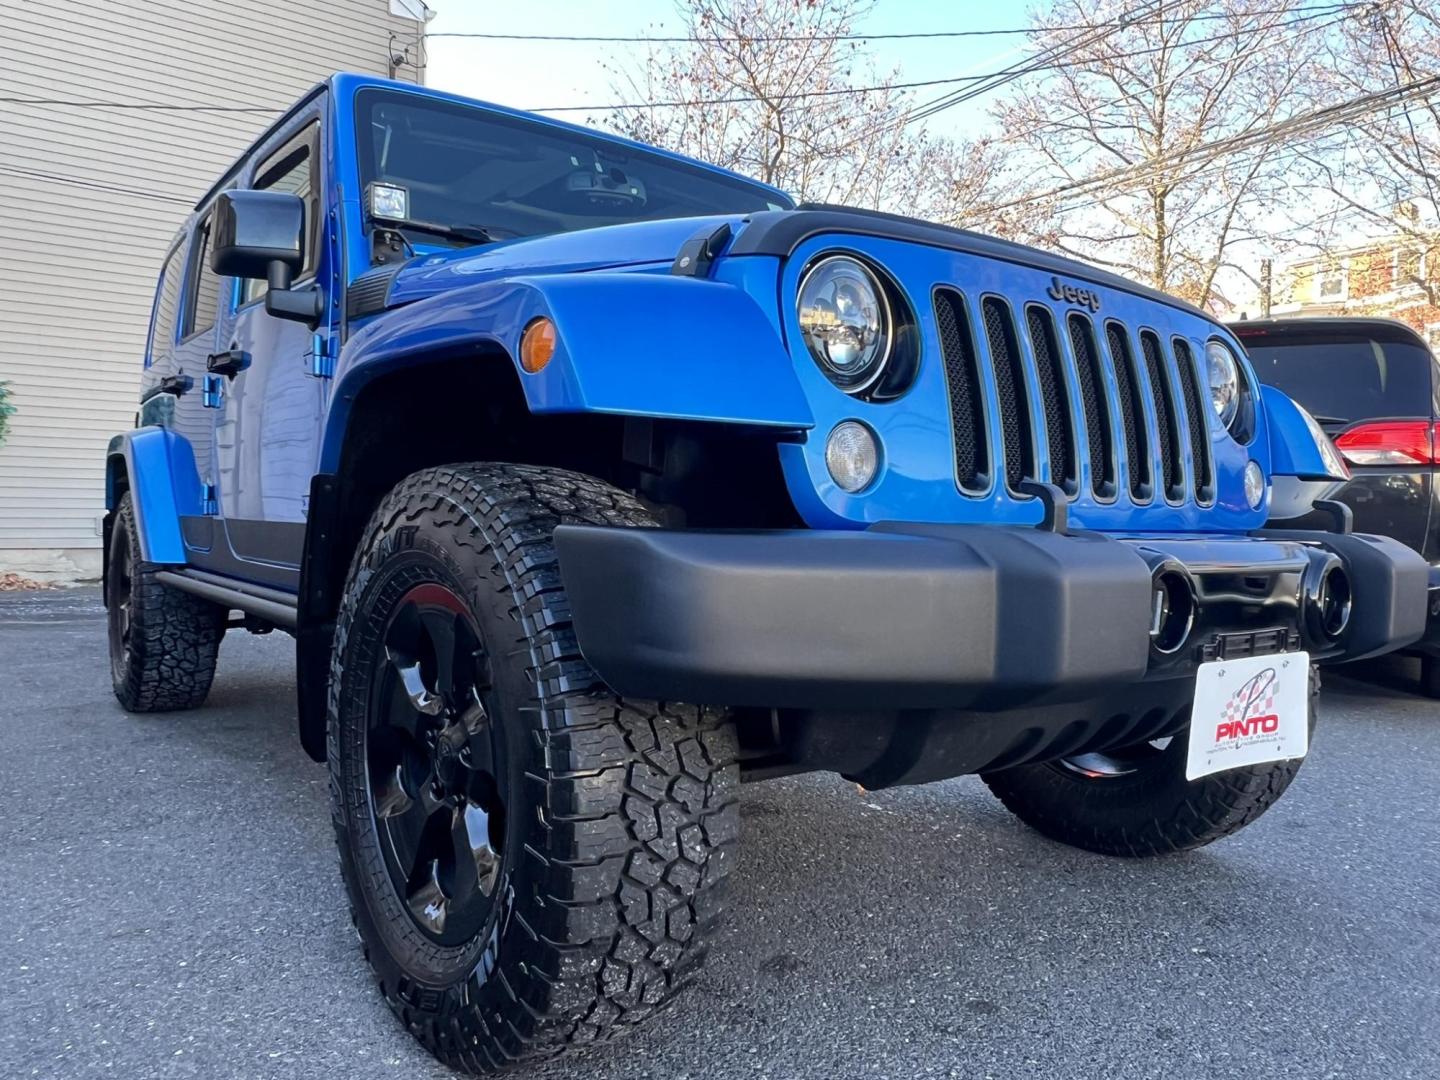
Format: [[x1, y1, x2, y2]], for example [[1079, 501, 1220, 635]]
[[554, 524, 1428, 713]]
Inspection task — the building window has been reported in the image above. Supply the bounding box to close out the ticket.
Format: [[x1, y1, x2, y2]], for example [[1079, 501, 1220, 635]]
[[1395, 248, 1426, 289], [1317, 264, 1347, 299]]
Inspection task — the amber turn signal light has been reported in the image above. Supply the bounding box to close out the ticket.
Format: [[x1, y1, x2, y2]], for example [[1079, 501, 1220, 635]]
[[520, 317, 557, 374]]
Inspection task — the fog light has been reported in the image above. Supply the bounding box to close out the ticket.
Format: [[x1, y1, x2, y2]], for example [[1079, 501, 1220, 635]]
[[825, 421, 879, 493], [1244, 460, 1265, 509]]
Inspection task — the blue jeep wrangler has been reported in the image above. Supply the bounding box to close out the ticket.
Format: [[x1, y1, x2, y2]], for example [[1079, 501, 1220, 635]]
[[104, 74, 1426, 1073]]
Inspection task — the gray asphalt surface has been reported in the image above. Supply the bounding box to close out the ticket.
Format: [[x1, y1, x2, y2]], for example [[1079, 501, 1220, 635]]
[[1, 587, 1437, 1080]]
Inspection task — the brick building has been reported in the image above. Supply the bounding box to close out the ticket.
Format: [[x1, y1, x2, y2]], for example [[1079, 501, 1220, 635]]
[[1269, 227, 1440, 348]]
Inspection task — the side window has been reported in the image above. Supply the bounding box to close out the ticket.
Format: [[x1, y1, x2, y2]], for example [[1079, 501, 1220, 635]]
[[244, 124, 319, 303], [147, 244, 184, 364], [180, 216, 224, 340]]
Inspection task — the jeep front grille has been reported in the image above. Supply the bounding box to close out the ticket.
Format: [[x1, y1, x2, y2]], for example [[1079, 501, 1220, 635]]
[[933, 288, 1212, 506], [932, 289, 988, 490]]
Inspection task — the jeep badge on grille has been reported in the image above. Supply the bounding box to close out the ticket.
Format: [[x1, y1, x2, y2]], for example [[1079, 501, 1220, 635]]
[[1046, 275, 1101, 313]]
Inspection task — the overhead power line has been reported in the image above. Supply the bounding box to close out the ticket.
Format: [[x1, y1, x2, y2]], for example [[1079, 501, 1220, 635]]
[[885, 0, 1181, 134], [0, 3, 1363, 122], [898, 1, 1356, 128], [0, 163, 193, 205], [424, 3, 1337, 43], [997, 73, 1440, 215], [530, 0, 1347, 114]]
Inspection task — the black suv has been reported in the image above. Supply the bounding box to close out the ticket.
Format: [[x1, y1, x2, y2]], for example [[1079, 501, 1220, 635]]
[[1235, 317, 1440, 694]]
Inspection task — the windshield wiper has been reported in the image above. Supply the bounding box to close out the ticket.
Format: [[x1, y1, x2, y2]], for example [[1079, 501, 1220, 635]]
[[1309, 415, 1350, 425], [387, 220, 499, 245]]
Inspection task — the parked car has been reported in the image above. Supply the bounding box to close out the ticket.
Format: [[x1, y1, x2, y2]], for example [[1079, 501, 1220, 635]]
[[1234, 317, 1440, 694], [103, 74, 1426, 1074]]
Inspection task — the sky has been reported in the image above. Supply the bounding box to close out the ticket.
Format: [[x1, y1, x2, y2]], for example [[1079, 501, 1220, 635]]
[[421, 0, 1035, 144]]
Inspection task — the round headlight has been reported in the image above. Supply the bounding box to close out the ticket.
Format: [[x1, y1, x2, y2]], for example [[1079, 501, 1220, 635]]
[[1206, 340, 1240, 428], [798, 256, 892, 393]]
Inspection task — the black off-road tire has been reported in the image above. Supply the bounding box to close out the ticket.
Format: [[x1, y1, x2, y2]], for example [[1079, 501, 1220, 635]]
[[106, 492, 226, 712], [328, 463, 740, 1075], [982, 683, 1319, 857]]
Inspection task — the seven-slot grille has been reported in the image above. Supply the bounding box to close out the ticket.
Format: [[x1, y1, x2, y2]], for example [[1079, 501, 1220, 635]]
[[933, 287, 1213, 504]]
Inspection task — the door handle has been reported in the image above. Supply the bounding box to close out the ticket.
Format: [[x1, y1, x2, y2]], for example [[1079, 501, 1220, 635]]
[[206, 349, 251, 378]]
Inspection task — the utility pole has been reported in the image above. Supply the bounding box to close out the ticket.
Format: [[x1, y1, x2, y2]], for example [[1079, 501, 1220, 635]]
[[1260, 258, 1273, 318]]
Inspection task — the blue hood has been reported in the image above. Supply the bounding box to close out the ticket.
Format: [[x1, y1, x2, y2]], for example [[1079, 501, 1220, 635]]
[[383, 215, 744, 308]]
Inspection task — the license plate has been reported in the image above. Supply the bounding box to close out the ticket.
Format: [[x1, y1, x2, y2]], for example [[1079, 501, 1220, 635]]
[[1185, 652, 1310, 781]]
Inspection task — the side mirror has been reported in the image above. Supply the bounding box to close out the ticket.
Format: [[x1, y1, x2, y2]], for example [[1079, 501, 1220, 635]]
[[211, 190, 321, 325]]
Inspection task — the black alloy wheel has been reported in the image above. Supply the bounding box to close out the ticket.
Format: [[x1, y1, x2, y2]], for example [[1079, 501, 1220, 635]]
[[105, 492, 226, 712], [328, 463, 740, 1074], [367, 582, 507, 947], [107, 520, 135, 685]]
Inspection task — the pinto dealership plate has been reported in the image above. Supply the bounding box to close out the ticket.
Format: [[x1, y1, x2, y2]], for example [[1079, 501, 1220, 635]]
[[1185, 652, 1310, 781]]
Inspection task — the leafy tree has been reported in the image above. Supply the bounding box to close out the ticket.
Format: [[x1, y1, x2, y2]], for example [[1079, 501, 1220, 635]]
[[0, 382, 14, 448]]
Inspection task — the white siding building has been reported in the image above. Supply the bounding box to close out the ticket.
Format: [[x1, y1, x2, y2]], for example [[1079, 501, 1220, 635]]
[[0, 0, 428, 580]]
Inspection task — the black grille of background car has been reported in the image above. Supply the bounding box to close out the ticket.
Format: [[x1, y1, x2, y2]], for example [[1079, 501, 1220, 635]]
[[933, 288, 1213, 506]]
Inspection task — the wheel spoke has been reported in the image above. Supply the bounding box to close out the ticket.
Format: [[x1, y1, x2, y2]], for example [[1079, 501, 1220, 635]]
[[406, 860, 449, 936], [386, 648, 444, 721], [377, 781, 443, 883], [420, 609, 462, 704], [453, 803, 501, 898], [372, 762, 413, 818], [456, 692, 495, 777]]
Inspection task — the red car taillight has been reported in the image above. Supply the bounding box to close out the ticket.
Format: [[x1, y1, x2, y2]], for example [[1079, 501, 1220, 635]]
[[1333, 420, 1440, 466]]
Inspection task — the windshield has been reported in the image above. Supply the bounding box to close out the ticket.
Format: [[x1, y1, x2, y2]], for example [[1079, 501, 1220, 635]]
[[1241, 330, 1436, 423], [355, 88, 790, 250]]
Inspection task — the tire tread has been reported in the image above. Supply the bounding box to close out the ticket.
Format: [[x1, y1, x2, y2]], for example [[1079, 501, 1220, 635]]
[[326, 464, 738, 1074]]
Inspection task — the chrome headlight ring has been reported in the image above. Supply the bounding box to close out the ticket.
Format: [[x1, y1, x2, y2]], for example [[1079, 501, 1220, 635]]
[[1206, 339, 1241, 430], [797, 255, 894, 394]]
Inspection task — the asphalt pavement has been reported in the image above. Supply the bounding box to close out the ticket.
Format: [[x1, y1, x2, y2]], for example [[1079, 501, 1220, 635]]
[[1, 587, 1437, 1080]]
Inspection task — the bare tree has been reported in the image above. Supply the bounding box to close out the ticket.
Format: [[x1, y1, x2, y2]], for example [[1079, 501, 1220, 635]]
[[1294, 0, 1440, 305], [605, 0, 1009, 223], [988, 0, 1325, 308]]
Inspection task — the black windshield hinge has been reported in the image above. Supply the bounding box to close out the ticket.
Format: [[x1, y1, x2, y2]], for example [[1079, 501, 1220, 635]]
[[671, 222, 733, 278]]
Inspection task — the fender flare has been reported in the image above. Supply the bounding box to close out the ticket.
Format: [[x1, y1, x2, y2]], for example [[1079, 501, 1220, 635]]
[[319, 271, 814, 472], [1262, 385, 1350, 481], [104, 427, 203, 565]]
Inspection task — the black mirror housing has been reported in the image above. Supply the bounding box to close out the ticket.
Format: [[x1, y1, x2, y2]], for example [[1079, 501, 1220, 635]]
[[211, 190, 305, 284]]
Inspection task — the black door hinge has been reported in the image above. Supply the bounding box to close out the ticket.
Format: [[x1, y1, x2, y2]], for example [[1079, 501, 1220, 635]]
[[140, 373, 194, 403], [207, 349, 251, 378]]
